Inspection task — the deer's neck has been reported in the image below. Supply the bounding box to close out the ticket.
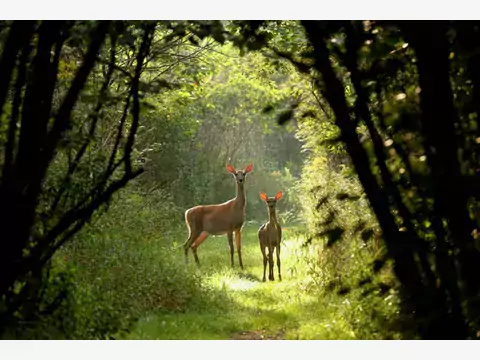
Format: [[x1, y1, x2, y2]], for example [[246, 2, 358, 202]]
[[234, 182, 246, 209], [268, 210, 278, 226]]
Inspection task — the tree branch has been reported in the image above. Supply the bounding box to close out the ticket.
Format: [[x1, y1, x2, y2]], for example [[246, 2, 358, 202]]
[[0, 21, 35, 116], [2, 36, 32, 187], [38, 168, 143, 267], [50, 32, 118, 216], [125, 23, 156, 174], [41, 21, 110, 173], [300, 20, 425, 300]]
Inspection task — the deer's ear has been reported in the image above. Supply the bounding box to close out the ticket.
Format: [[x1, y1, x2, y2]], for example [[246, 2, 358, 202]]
[[275, 191, 283, 200], [260, 192, 268, 201], [226, 164, 236, 174], [244, 163, 253, 173]]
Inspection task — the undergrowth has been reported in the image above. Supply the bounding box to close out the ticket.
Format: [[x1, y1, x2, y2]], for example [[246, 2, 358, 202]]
[[8, 181, 407, 339]]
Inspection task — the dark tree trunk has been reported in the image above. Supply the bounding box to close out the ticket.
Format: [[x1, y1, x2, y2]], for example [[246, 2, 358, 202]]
[[399, 21, 480, 300], [300, 20, 469, 339]]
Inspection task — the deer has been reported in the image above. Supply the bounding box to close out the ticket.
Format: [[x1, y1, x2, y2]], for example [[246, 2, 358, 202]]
[[258, 191, 283, 282], [184, 163, 253, 269]]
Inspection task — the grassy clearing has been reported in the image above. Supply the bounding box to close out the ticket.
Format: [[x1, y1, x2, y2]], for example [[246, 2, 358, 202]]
[[125, 224, 399, 340]]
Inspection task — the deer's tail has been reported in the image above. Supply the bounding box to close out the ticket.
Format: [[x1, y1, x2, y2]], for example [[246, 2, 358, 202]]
[[184, 208, 194, 247]]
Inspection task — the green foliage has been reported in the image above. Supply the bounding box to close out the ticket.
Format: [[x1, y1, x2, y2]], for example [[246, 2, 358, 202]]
[[136, 44, 305, 220], [295, 139, 385, 288], [126, 226, 403, 340], [53, 186, 201, 338], [0, 20, 161, 336], [5, 20, 455, 340]]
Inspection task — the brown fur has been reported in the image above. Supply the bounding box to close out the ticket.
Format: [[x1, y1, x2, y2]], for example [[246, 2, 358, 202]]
[[258, 191, 283, 282], [184, 164, 253, 268]]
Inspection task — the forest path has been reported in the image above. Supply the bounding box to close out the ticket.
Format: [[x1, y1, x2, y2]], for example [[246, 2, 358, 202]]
[[126, 225, 355, 340]]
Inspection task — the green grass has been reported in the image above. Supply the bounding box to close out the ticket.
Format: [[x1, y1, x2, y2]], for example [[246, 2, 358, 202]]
[[125, 223, 394, 340]]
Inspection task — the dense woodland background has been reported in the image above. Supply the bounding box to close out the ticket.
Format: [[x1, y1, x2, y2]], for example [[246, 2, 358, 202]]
[[0, 20, 480, 340]]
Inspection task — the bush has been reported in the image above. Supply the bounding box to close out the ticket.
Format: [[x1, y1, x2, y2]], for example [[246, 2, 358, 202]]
[[292, 118, 404, 338], [7, 185, 210, 339]]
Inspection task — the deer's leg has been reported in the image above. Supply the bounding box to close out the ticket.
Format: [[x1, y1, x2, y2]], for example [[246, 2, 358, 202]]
[[234, 229, 244, 270], [184, 227, 198, 264], [260, 243, 267, 282], [227, 232, 234, 267], [268, 245, 275, 281], [191, 231, 209, 266], [276, 245, 282, 282], [184, 236, 191, 264]]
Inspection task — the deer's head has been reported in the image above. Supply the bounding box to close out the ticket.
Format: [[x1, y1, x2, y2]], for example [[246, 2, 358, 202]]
[[260, 191, 283, 211], [226, 163, 253, 185]]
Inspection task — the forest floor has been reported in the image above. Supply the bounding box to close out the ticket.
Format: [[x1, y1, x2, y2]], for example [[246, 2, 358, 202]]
[[125, 225, 361, 340]]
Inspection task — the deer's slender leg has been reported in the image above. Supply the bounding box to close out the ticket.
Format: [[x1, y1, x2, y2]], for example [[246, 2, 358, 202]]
[[268, 245, 275, 281], [234, 229, 244, 270], [276, 245, 282, 281], [260, 243, 268, 282], [227, 232, 234, 267], [191, 231, 209, 266], [184, 226, 199, 264], [184, 236, 191, 264]]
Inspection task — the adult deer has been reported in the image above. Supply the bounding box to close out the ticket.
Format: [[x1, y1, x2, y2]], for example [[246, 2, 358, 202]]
[[184, 163, 253, 269], [258, 191, 283, 282]]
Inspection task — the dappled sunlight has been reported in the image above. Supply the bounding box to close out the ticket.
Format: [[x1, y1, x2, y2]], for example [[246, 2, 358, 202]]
[[221, 278, 258, 291], [6, 19, 475, 341], [201, 272, 260, 297], [126, 224, 399, 340]]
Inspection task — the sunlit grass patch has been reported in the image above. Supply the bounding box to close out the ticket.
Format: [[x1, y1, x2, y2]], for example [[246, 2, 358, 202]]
[[206, 273, 260, 292], [125, 224, 401, 340], [126, 224, 323, 339]]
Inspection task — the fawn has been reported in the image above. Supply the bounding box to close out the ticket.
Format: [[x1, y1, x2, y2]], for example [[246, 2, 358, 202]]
[[258, 191, 283, 282]]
